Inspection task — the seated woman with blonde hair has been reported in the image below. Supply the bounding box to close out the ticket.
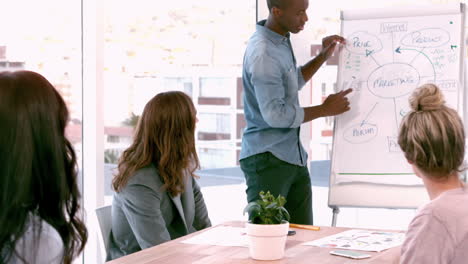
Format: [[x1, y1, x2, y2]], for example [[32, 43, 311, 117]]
[[107, 91, 211, 260], [398, 83, 467, 264]]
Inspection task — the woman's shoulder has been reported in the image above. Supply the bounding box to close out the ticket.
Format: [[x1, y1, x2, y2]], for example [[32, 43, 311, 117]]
[[432, 188, 468, 216], [12, 214, 64, 264], [125, 164, 164, 190]]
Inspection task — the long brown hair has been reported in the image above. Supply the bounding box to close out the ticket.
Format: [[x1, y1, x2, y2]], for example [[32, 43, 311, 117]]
[[0, 71, 87, 264], [112, 91, 200, 196], [398, 83, 465, 178]]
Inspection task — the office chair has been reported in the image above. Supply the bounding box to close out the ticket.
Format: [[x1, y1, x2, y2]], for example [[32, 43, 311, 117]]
[[96, 205, 112, 257]]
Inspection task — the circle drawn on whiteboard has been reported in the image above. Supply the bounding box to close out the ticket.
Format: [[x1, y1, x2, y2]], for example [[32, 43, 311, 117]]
[[401, 28, 450, 48], [343, 123, 378, 144], [346, 31, 383, 56], [367, 63, 420, 99]]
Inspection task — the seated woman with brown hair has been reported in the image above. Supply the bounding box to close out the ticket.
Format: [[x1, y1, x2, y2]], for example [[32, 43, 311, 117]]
[[398, 83, 468, 264], [107, 91, 211, 260], [0, 71, 87, 263]]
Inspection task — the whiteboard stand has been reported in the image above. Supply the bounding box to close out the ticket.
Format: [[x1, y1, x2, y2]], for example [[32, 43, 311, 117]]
[[331, 206, 340, 227], [328, 3, 465, 227]]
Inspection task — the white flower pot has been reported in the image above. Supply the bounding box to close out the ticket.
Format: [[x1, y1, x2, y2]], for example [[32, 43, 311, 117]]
[[245, 221, 289, 260]]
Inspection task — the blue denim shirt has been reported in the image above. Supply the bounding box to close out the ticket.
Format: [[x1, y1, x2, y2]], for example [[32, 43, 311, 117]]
[[240, 20, 308, 167]]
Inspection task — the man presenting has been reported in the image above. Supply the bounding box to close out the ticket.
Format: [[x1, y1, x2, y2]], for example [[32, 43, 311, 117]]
[[240, 0, 352, 225]]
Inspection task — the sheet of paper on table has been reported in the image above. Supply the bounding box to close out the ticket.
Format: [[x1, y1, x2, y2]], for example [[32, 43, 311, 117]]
[[303, 229, 405, 252], [181, 226, 248, 247]]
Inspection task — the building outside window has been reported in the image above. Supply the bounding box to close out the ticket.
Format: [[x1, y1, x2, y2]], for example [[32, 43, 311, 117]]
[[163, 77, 193, 96], [101, 0, 255, 202], [200, 77, 234, 98], [198, 113, 231, 137], [3, 0, 465, 262]]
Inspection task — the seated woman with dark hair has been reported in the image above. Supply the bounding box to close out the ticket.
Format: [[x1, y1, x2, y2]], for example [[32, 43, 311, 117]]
[[107, 91, 211, 260], [0, 71, 88, 264], [398, 83, 468, 264]]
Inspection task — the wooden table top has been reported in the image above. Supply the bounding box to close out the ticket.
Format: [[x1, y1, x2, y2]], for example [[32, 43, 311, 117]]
[[106, 221, 402, 264]]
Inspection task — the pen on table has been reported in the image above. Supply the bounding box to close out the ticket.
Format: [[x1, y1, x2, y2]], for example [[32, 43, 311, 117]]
[[289, 223, 320, 231]]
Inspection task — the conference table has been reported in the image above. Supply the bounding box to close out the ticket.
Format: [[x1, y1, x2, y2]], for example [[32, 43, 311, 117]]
[[106, 221, 402, 264]]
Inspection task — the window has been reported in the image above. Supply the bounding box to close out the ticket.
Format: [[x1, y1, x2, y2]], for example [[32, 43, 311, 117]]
[[321, 83, 327, 97], [199, 77, 234, 98], [163, 77, 193, 96], [198, 147, 236, 169], [101, 0, 255, 209], [6, 0, 461, 262], [325, 116, 334, 128], [107, 135, 120, 143], [1, 0, 84, 260], [198, 113, 231, 134], [0, 0, 82, 181]]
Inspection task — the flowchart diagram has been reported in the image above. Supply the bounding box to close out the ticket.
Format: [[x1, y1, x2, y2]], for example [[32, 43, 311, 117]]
[[333, 14, 463, 176]]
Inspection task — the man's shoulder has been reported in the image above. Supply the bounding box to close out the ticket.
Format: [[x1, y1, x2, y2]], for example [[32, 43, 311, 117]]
[[245, 42, 281, 71], [246, 33, 273, 56]]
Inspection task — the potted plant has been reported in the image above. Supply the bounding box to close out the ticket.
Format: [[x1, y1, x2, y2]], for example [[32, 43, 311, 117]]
[[243, 191, 290, 260]]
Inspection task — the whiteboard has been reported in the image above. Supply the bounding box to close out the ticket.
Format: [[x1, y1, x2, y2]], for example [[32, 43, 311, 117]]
[[329, 3, 465, 209]]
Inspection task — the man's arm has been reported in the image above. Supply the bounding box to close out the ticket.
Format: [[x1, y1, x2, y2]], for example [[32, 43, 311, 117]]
[[301, 35, 345, 83], [303, 88, 352, 123]]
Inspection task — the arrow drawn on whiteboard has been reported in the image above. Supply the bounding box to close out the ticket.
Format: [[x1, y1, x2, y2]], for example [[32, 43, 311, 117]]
[[361, 102, 379, 127], [409, 47, 426, 65], [369, 53, 381, 67], [395, 47, 436, 80]]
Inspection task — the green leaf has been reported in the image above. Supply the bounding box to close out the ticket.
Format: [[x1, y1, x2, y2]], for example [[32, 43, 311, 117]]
[[243, 202, 262, 223], [265, 202, 278, 210], [277, 195, 286, 207], [274, 214, 283, 224], [279, 207, 290, 222], [243, 202, 259, 213], [244, 191, 290, 225]]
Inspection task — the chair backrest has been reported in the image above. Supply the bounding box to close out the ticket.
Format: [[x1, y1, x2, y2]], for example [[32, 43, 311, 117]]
[[95, 205, 112, 255]]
